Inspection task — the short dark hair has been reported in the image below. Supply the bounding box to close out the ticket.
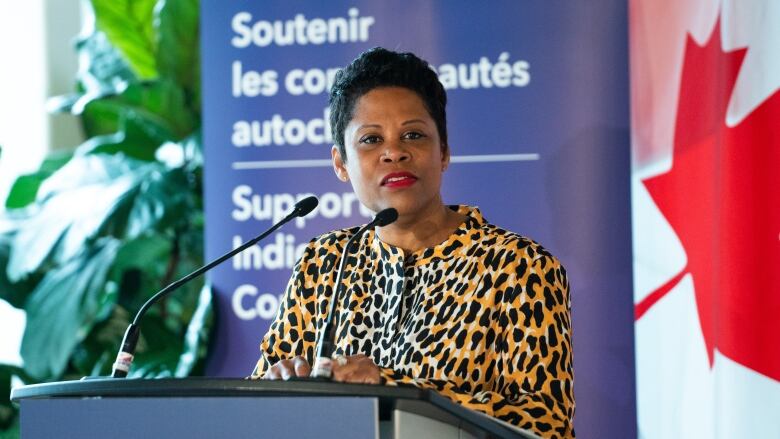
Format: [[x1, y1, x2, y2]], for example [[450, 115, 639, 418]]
[[329, 47, 448, 160]]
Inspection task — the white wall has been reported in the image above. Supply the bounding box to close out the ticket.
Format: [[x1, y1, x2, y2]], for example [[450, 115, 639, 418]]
[[0, 0, 83, 366]]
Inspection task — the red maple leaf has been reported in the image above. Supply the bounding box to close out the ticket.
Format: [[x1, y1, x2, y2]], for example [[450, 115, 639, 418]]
[[635, 20, 780, 382]]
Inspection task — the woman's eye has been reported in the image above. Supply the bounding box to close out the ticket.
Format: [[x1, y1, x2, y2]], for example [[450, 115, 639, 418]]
[[403, 131, 425, 140], [360, 135, 381, 144]]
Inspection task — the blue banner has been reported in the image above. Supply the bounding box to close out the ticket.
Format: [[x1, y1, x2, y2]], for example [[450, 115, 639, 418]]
[[201, 2, 634, 437]]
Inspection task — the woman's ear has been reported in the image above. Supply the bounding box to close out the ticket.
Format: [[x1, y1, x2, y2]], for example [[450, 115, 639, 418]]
[[332, 145, 349, 182]]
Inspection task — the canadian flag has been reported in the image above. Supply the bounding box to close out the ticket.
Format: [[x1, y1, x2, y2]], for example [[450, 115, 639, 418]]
[[631, 0, 780, 437]]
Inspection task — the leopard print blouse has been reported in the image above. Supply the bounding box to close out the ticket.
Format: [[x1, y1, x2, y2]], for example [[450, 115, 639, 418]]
[[251, 205, 574, 438]]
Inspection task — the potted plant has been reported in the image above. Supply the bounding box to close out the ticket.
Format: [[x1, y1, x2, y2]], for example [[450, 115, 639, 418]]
[[0, 0, 211, 435]]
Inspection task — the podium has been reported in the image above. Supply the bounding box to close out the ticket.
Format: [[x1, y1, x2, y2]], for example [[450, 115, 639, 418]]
[[11, 378, 540, 438]]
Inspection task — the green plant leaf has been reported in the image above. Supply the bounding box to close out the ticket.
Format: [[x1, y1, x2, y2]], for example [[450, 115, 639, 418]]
[[46, 93, 82, 115], [77, 117, 160, 162], [5, 153, 201, 284], [5, 154, 150, 281], [76, 130, 138, 156], [113, 235, 172, 280], [90, 0, 158, 79], [111, 234, 173, 316], [175, 282, 212, 376], [127, 312, 183, 378], [70, 235, 210, 380], [4, 150, 73, 209], [20, 238, 121, 380], [37, 152, 142, 196], [127, 167, 194, 238], [0, 213, 44, 309], [0, 235, 33, 309], [68, 303, 137, 379], [1, 0, 208, 402], [183, 130, 204, 169], [79, 81, 196, 145], [155, 0, 199, 98], [126, 280, 209, 379], [74, 29, 137, 101], [0, 414, 19, 438], [0, 364, 31, 430]]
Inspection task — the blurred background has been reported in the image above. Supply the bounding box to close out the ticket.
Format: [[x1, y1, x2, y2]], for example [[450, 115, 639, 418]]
[[1, 1, 209, 436], [0, 0, 84, 378]]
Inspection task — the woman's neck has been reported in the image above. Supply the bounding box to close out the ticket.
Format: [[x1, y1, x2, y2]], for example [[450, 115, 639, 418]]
[[375, 204, 466, 253]]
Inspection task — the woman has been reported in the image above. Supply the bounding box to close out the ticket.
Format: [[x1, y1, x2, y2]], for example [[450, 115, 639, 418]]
[[250, 47, 574, 438]]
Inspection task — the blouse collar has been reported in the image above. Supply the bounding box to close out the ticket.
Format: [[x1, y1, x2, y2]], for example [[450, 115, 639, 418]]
[[366, 205, 486, 266]]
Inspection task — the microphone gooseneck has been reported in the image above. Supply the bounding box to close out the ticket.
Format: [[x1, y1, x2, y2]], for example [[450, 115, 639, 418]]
[[110, 196, 319, 378], [311, 207, 398, 379]]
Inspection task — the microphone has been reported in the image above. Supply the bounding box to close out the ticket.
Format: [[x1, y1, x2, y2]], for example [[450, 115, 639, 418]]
[[310, 207, 398, 379], [110, 196, 319, 378]]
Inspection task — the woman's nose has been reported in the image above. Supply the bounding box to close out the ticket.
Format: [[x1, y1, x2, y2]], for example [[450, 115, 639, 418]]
[[381, 140, 410, 162]]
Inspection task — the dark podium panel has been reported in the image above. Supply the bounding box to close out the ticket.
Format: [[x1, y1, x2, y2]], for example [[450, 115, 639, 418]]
[[11, 378, 540, 439]]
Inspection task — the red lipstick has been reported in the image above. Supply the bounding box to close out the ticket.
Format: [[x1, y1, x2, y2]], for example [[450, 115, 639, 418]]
[[381, 171, 418, 188]]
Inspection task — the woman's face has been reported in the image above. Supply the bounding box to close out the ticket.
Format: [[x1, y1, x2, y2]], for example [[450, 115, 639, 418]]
[[332, 86, 449, 219]]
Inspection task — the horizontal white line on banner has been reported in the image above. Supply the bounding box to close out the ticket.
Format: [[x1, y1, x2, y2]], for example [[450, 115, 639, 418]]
[[231, 153, 540, 170], [450, 153, 540, 163], [232, 159, 332, 169]]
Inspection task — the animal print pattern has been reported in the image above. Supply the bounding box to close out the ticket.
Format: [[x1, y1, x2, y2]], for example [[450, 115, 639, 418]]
[[251, 206, 574, 438]]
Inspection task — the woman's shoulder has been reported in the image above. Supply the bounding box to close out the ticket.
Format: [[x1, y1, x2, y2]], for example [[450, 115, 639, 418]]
[[293, 226, 363, 271], [478, 221, 566, 274], [484, 223, 555, 256], [309, 225, 362, 247], [453, 205, 565, 267], [298, 226, 366, 260], [478, 224, 570, 305]]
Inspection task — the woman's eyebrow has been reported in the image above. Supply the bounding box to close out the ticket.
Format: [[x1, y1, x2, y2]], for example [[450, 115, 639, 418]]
[[402, 119, 427, 126]]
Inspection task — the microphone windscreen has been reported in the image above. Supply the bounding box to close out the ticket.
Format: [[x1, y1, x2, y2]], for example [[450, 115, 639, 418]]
[[374, 208, 398, 227], [294, 196, 319, 217]]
